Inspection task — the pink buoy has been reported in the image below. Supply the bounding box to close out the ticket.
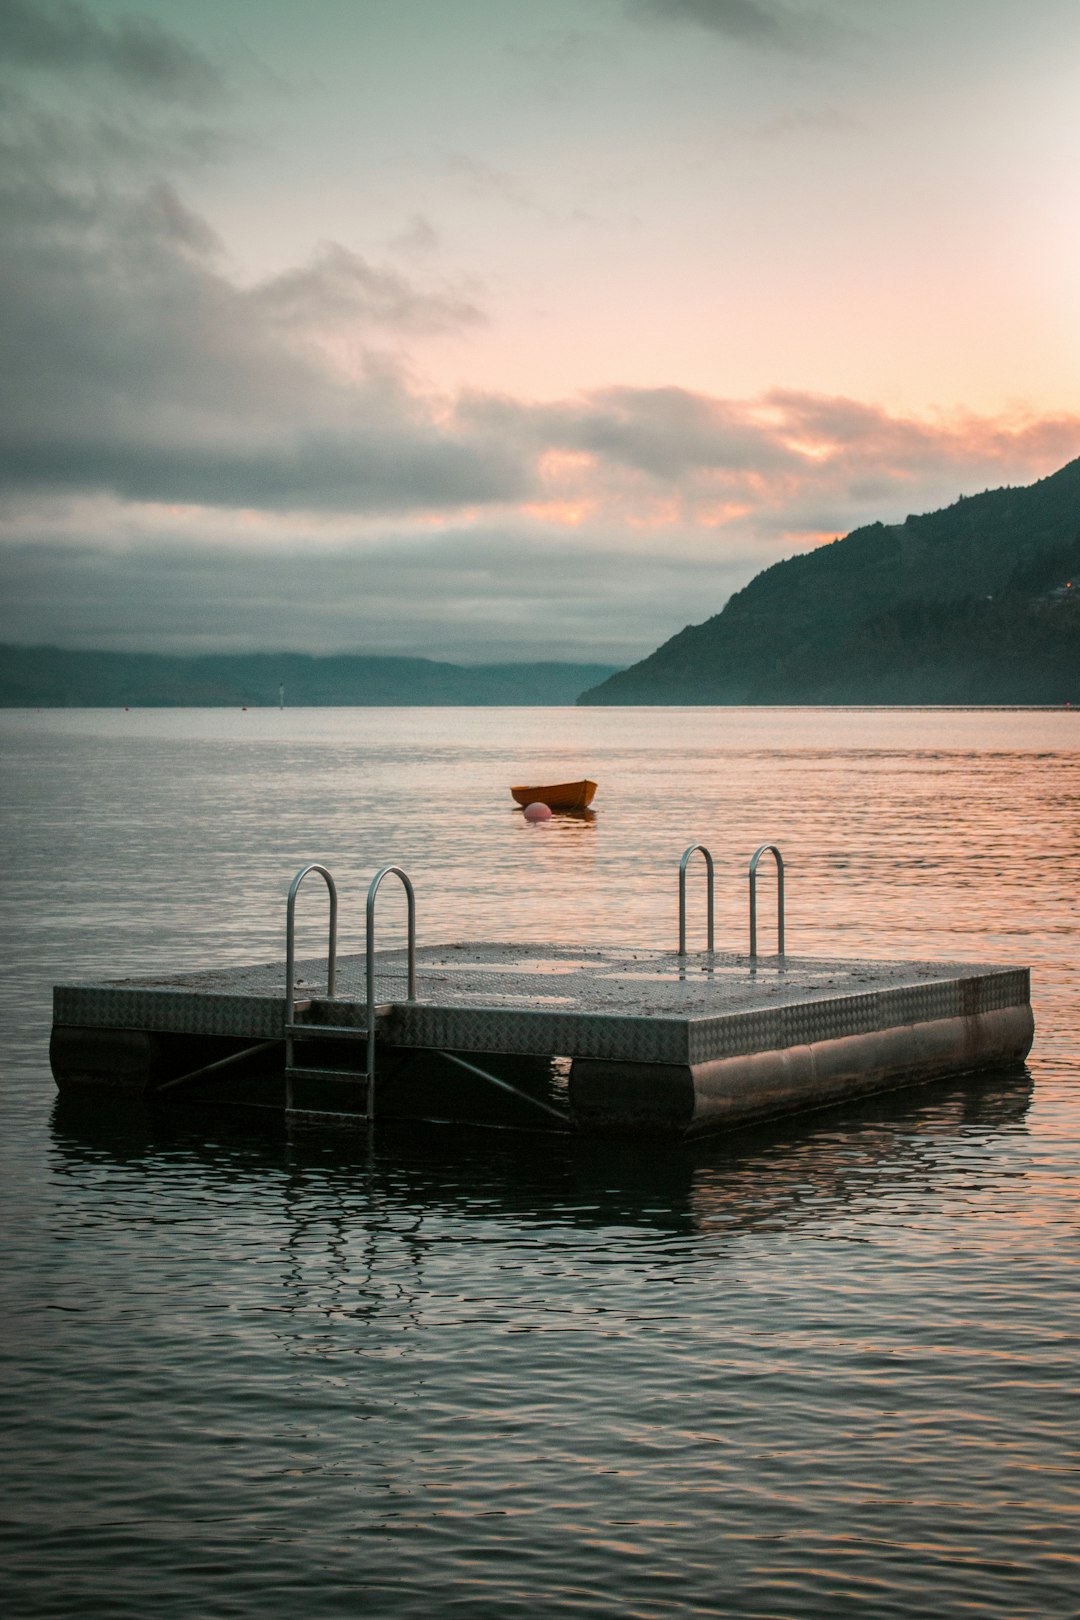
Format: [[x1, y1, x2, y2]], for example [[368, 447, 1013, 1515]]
[[523, 801, 552, 821]]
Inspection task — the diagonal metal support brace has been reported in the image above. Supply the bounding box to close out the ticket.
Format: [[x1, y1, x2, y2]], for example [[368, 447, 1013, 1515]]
[[157, 1039, 280, 1094], [436, 1050, 570, 1126]]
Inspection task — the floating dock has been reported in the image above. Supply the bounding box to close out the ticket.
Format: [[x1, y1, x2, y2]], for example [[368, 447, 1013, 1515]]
[[50, 850, 1034, 1136]]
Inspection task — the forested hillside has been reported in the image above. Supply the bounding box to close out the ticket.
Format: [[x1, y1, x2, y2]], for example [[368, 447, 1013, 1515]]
[[579, 458, 1080, 705]]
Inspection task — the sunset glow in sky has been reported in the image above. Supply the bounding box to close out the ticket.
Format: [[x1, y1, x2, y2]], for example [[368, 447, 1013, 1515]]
[[3, 0, 1079, 661]]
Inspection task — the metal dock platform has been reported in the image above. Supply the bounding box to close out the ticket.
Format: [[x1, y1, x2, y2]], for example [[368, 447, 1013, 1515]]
[[49, 850, 1035, 1138]]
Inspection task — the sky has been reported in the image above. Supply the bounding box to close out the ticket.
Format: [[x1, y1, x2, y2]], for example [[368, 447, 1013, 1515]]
[[2, 0, 1079, 664]]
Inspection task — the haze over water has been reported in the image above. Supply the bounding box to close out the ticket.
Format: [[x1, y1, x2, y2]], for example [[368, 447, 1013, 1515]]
[[1, 706, 1078, 1618]]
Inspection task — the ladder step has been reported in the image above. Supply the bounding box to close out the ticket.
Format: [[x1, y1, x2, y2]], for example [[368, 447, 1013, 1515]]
[[286, 1107, 370, 1126], [286, 1065, 366, 1085], [285, 1023, 369, 1040]]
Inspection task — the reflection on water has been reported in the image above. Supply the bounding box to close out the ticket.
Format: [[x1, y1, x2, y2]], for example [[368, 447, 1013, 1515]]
[[1, 707, 1078, 1619], [49, 1066, 1035, 1241], [539, 805, 597, 824]]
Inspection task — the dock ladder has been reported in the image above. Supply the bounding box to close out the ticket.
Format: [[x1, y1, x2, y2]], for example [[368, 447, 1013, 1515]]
[[283, 862, 416, 1124]]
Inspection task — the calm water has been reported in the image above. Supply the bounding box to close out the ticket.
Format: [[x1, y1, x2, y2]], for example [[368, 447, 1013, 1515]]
[[1, 706, 1078, 1619]]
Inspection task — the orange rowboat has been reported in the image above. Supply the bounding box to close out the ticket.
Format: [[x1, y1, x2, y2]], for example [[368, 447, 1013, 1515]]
[[510, 779, 597, 811]]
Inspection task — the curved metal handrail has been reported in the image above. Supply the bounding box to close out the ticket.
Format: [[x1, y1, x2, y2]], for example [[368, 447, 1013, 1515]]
[[678, 843, 715, 955], [748, 843, 785, 957], [366, 864, 417, 1117], [285, 863, 338, 1028]]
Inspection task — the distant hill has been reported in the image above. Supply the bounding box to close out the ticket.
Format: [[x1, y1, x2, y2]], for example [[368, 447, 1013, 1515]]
[[579, 457, 1080, 705], [0, 648, 622, 707]]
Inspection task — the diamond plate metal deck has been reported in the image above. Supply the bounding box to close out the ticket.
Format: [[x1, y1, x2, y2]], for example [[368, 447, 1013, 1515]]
[[53, 942, 1031, 1067]]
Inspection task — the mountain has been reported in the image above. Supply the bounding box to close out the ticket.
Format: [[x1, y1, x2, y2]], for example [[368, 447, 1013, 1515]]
[[578, 457, 1080, 705], [0, 648, 621, 708]]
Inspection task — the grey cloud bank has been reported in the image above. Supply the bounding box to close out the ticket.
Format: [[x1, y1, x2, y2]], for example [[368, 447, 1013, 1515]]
[[0, 0, 224, 103], [0, 530, 754, 664]]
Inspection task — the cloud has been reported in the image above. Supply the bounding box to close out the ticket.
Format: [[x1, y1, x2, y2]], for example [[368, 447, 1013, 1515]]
[[0, 14, 514, 519], [251, 242, 483, 337], [756, 389, 1080, 500], [629, 0, 853, 54], [444, 152, 542, 213], [0, 0, 236, 196], [0, 523, 748, 663], [0, 89, 524, 515], [0, 0, 225, 104], [506, 24, 617, 101], [463, 383, 1080, 548], [387, 214, 440, 259], [537, 386, 801, 478]]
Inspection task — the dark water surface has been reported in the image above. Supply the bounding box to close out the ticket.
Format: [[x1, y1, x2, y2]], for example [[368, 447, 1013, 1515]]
[[1, 707, 1077, 1618]]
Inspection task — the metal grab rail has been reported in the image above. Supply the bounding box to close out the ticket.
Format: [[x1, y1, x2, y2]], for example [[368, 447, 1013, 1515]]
[[366, 864, 417, 1118], [678, 844, 715, 955], [748, 843, 785, 957], [285, 863, 338, 1028], [284, 863, 338, 1113]]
